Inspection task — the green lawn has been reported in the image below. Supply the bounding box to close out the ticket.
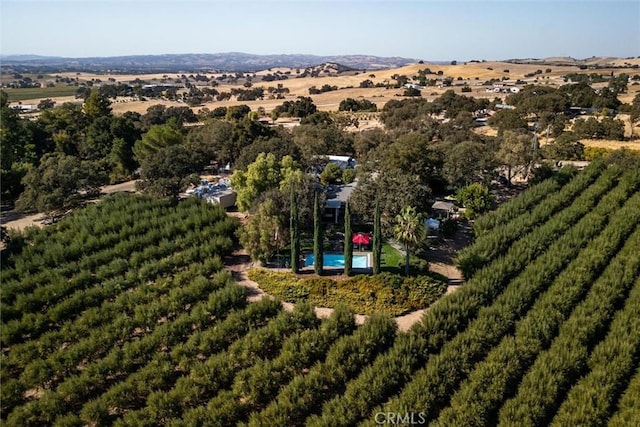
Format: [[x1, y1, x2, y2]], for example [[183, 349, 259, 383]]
[[4, 86, 78, 101], [381, 243, 403, 269]]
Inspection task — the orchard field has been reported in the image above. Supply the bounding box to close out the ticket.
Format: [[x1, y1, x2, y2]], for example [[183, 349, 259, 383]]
[[2, 160, 640, 426]]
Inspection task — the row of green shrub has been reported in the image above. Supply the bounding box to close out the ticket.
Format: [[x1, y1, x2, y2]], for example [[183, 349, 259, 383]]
[[365, 176, 639, 425], [247, 270, 447, 316]]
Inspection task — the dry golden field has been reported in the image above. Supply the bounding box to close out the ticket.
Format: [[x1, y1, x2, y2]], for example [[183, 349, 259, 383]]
[[10, 60, 640, 124], [581, 139, 640, 151]]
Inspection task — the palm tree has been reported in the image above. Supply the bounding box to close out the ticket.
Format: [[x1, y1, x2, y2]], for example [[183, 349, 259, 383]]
[[394, 206, 425, 276]]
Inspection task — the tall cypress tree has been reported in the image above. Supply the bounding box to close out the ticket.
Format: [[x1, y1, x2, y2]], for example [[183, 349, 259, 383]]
[[343, 201, 353, 276], [290, 184, 300, 273], [313, 190, 323, 275], [372, 197, 382, 274]]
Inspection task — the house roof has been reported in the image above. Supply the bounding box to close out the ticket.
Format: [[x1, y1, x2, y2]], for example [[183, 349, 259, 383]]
[[325, 182, 357, 207], [432, 201, 455, 212]]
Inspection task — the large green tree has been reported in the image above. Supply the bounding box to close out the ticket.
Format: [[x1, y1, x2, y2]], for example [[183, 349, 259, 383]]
[[133, 120, 184, 163], [506, 85, 569, 122], [393, 206, 425, 276], [271, 96, 317, 119], [233, 133, 299, 171], [456, 183, 493, 219], [495, 130, 536, 183], [280, 170, 323, 230], [338, 98, 377, 112], [608, 73, 628, 95], [136, 145, 198, 203], [239, 199, 287, 265], [292, 121, 354, 165], [353, 128, 393, 160], [572, 117, 625, 140], [380, 98, 441, 132], [16, 153, 107, 217], [80, 116, 114, 161], [541, 132, 585, 160], [1, 103, 38, 201], [231, 153, 298, 211], [442, 140, 496, 189], [375, 133, 445, 191], [557, 82, 597, 108], [350, 169, 430, 234], [630, 93, 640, 138], [186, 119, 234, 167], [488, 109, 528, 135], [226, 104, 252, 121], [82, 89, 112, 120], [36, 102, 88, 156], [433, 89, 489, 118]]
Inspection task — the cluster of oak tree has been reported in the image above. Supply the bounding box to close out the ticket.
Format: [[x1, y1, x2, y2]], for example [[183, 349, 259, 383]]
[[2, 77, 639, 227]]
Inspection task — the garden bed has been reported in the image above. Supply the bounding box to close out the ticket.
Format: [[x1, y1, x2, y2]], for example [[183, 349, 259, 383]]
[[247, 269, 447, 316]]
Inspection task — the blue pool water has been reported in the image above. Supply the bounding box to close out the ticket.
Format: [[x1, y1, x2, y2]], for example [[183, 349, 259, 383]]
[[304, 253, 369, 269]]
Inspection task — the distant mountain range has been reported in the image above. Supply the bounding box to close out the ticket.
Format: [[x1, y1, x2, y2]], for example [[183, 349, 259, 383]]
[[0, 52, 422, 73]]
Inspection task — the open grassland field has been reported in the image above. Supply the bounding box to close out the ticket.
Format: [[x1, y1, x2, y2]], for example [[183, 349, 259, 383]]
[[582, 138, 640, 151], [3, 86, 78, 102], [6, 60, 640, 114], [2, 162, 640, 426]]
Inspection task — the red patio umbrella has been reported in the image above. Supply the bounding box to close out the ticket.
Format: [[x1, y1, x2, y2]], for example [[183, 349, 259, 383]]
[[352, 232, 371, 250]]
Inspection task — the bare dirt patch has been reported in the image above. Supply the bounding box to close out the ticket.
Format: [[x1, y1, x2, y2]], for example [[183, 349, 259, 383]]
[[426, 224, 472, 284], [1, 211, 45, 232]]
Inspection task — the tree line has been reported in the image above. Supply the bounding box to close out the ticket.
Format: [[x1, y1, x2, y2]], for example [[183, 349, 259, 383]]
[[3, 79, 639, 226]]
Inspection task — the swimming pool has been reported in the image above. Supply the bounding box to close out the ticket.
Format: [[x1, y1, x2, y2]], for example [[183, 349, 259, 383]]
[[304, 253, 369, 269]]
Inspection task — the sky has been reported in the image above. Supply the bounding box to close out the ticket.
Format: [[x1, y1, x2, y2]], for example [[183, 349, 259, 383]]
[[1, 0, 638, 61]]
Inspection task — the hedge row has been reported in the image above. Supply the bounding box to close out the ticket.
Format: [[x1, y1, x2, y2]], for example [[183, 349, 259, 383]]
[[6, 282, 247, 426], [435, 190, 640, 426], [456, 162, 615, 278], [607, 366, 640, 427], [116, 303, 319, 426], [248, 314, 397, 426], [173, 306, 357, 426], [551, 277, 640, 426], [497, 227, 640, 425], [365, 176, 638, 425], [472, 175, 565, 235]]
